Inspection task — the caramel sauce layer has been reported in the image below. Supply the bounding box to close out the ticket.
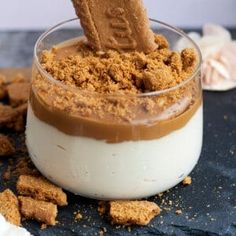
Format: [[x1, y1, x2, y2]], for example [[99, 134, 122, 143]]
[[30, 91, 202, 143]]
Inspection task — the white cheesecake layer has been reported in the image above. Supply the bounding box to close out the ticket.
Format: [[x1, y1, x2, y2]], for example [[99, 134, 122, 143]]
[[26, 104, 203, 200]]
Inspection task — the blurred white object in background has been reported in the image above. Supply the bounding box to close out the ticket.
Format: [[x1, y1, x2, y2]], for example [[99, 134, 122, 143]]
[[0, 214, 31, 236], [176, 24, 236, 91]]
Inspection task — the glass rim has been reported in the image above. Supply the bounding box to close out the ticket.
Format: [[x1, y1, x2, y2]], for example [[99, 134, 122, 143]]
[[34, 18, 202, 98]]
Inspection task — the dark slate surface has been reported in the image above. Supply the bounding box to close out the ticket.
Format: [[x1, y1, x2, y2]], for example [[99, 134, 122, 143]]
[[0, 29, 236, 236]]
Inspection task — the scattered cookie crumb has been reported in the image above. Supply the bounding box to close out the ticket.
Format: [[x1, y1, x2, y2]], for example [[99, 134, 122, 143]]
[[0, 135, 15, 156], [182, 176, 192, 186], [98, 227, 107, 235], [175, 209, 182, 215], [41, 223, 47, 230], [17, 175, 67, 206], [98, 201, 108, 216], [74, 211, 82, 221], [19, 196, 58, 226], [109, 201, 161, 226], [0, 189, 21, 226]]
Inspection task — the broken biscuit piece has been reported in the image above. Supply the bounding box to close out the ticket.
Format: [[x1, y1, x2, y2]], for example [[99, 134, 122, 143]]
[[0, 135, 15, 156], [0, 189, 21, 226], [0, 103, 27, 132], [19, 196, 57, 226], [109, 200, 161, 225], [0, 104, 16, 127], [17, 175, 67, 206], [6, 82, 30, 107], [72, 0, 157, 53]]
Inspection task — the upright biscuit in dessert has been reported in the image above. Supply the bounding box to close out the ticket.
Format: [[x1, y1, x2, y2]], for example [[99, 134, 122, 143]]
[[72, 0, 157, 52], [19, 196, 57, 226], [109, 200, 161, 225], [0, 189, 21, 226], [0, 135, 15, 156], [17, 175, 67, 206], [6, 82, 30, 107]]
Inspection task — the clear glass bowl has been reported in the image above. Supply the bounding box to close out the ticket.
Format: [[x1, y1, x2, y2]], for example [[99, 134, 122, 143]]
[[26, 18, 203, 200]]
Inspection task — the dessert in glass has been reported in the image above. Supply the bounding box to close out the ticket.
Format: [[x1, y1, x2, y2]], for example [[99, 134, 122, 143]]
[[26, 19, 203, 200]]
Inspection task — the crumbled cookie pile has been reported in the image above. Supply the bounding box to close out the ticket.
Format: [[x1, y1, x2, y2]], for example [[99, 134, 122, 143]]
[[42, 35, 197, 94], [34, 34, 200, 124]]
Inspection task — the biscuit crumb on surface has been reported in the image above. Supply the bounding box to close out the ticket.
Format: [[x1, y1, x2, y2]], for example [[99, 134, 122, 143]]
[[74, 211, 82, 221], [17, 175, 67, 206], [175, 209, 183, 215], [109, 200, 161, 226], [183, 176, 192, 186], [98, 201, 108, 216], [19, 196, 58, 226], [41, 223, 47, 230], [0, 134, 15, 156], [0, 189, 21, 226]]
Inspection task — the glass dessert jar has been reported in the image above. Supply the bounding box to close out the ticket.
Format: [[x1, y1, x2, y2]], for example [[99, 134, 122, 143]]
[[26, 19, 203, 200]]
